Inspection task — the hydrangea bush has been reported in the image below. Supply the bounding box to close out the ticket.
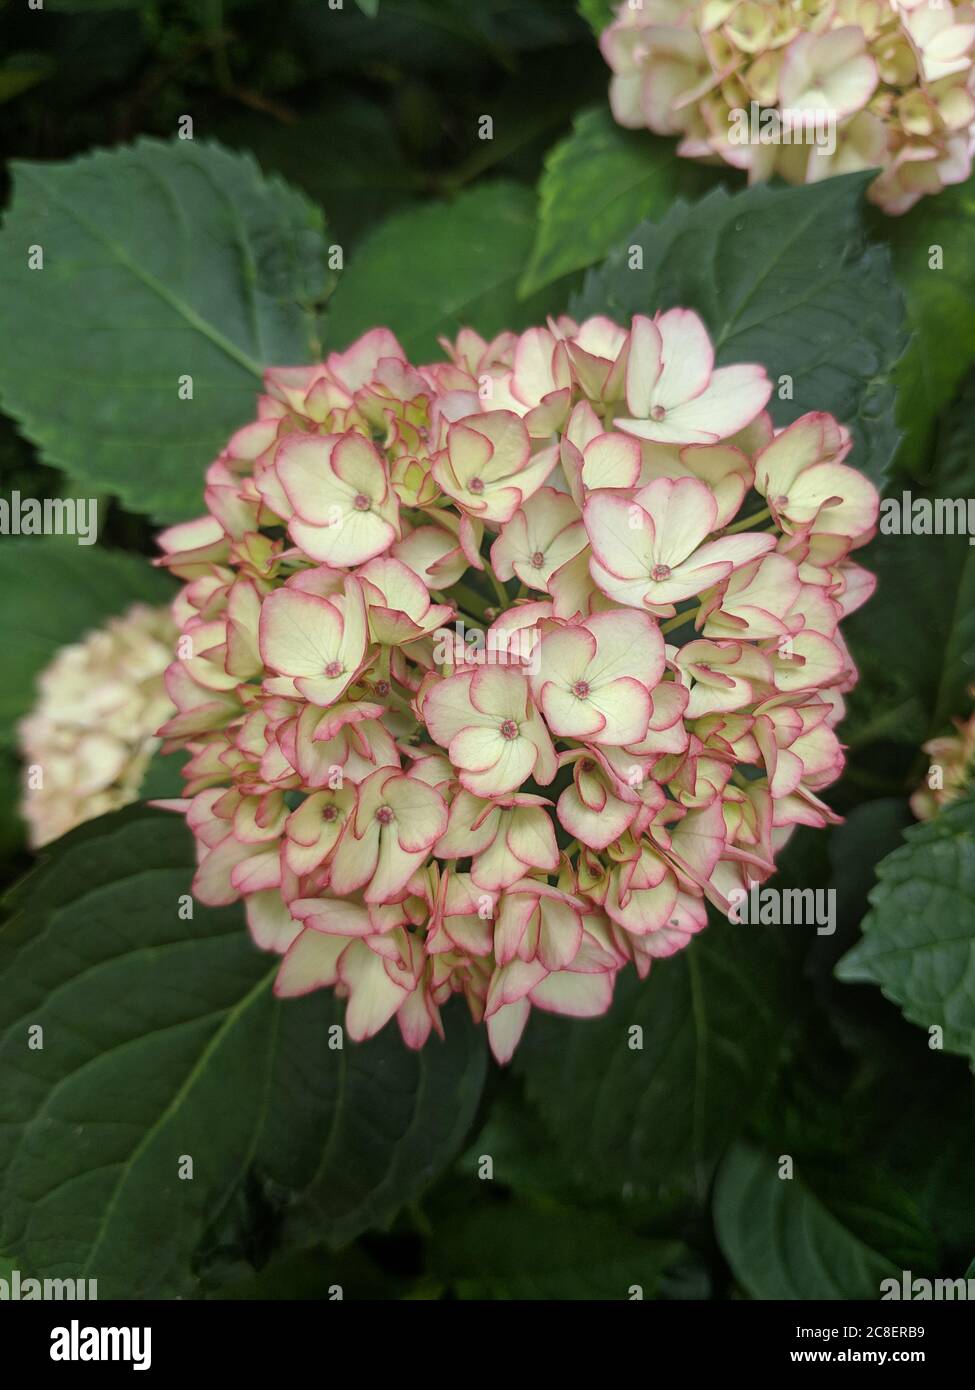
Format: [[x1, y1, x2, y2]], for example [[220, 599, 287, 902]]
[[4, 0, 975, 1307], [156, 314, 878, 1062], [600, 0, 975, 214]]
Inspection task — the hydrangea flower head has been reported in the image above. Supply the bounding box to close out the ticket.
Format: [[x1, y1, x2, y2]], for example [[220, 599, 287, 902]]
[[19, 603, 176, 847], [156, 314, 877, 1063], [600, 0, 975, 214], [911, 685, 975, 818]]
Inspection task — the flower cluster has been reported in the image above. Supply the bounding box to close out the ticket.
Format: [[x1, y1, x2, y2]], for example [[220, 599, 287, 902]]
[[19, 602, 176, 848], [911, 685, 975, 818], [156, 313, 878, 1062], [600, 0, 975, 214]]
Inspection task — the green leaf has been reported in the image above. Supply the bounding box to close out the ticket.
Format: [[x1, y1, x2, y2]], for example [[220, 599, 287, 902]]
[[577, 0, 615, 34], [854, 1048, 975, 1259], [215, 100, 422, 249], [291, 0, 586, 73], [44, 1, 145, 8], [0, 138, 332, 523], [836, 789, 975, 1066], [0, 56, 52, 105], [829, 802, 915, 927], [572, 173, 906, 486], [841, 532, 974, 750], [354, 0, 381, 16], [0, 541, 174, 748], [714, 1141, 938, 1300], [520, 105, 721, 296], [0, 807, 486, 1297], [515, 917, 800, 1199], [139, 746, 187, 801], [428, 1200, 682, 1300], [843, 373, 975, 752], [0, 750, 27, 864], [883, 176, 975, 478], [327, 182, 561, 361], [214, 1243, 396, 1300], [842, 531, 975, 751]]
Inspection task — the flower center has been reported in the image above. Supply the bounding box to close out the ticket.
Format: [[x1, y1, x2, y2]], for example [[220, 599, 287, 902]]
[[499, 719, 519, 740], [375, 805, 395, 825], [650, 563, 672, 582], [353, 493, 371, 511], [773, 494, 789, 508], [650, 404, 666, 421], [322, 805, 338, 822], [374, 679, 391, 697], [469, 477, 485, 494], [530, 550, 545, 568], [324, 660, 343, 678], [572, 680, 591, 699], [579, 758, 594, 773]]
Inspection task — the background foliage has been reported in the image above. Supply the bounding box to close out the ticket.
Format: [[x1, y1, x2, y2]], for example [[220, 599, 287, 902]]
[[0, 0, 972, 1301]]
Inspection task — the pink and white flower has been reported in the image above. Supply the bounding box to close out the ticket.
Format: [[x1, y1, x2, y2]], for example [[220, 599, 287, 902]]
[[615, 311, 773, 446], [531, 609, 665, 744], [329, 766, 448, 903], [586, 475, 776, 616], [153, 309, 876, 1064], [432, 411, 556, 524], [275, 431, 401, 566], [422, 665, 557, 797]]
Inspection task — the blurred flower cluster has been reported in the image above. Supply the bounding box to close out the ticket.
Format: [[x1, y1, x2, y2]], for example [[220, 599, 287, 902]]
[[600, 0, 975, 214], [911, 685, 975, 818], [155, 314, 878, 1062], [19, 603, 176, 848]]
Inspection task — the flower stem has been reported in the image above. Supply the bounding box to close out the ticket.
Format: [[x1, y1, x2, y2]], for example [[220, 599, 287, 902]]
[[722, 505, 772, 535], [485, 563, 510, 610], [660, 604, 701, 635], [449, 580, 492, 623]]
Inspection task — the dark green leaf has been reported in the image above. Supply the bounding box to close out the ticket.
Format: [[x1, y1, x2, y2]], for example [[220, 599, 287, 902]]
[[327, 182, 561, 360], [214, 100, 423, 250], [833, 372, 975, 754], [44, 0, 145, 8], [0, 807, 486, 1297], [0, 139, 332, 522], [883, 176, 975, 478], [842, 531, 975, 751], [515, 916, 800, 1199], [572, 174, 906, 487], [577, 0, 615, 34], [521, 105, 721, 296], [714, 1141, 938, 1300], [836, 788, 975, 1066], [0, 55, 52, 105], [856, 1051, 975, 1259], [291, 0, 586, 74], [429, 1199, 682, 1299], [0, 541, 174, 748]]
